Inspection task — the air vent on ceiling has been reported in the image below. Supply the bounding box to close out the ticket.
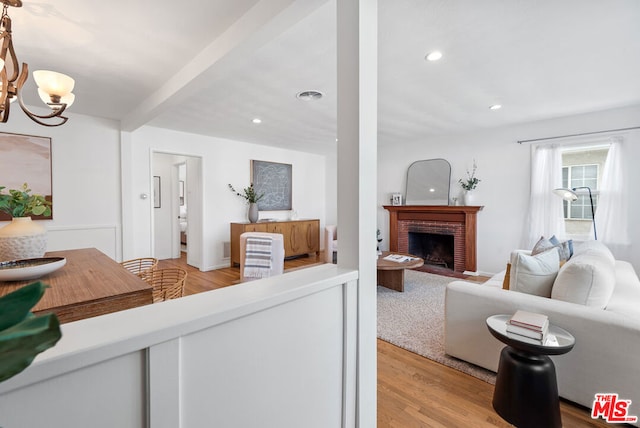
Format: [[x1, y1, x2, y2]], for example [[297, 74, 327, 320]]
[[296, 90, 323, 101]]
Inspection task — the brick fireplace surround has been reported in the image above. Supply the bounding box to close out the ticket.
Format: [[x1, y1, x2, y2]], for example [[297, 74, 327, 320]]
[[384, 205, 483, 273]]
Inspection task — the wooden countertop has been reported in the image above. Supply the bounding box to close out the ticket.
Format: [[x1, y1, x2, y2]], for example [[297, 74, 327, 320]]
[[0, 248, 153, 323]]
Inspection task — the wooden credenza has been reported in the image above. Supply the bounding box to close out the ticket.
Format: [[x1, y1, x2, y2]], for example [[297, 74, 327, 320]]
[[230, 219, 320, 266]]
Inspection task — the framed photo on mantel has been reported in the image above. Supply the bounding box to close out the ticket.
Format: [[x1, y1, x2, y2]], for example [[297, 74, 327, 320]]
[[0, 132, 53, 220]]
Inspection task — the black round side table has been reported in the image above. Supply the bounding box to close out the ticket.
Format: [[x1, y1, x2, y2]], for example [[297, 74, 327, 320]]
[[486, 314, 575, 428]]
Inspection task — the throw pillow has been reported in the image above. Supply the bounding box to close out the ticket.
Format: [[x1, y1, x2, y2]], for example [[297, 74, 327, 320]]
[[532, 235, 571, 262], [509, 248, 560, 297], [550, 235, 573, 259], [551, 252, 616, 308], [531, 236, 555, 255]]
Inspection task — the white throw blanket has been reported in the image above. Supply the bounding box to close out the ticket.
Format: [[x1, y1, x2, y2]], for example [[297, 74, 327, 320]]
[[244, 236, 273, 278]]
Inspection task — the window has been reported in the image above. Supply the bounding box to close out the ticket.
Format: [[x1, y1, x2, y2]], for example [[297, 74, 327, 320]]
[[561, 164, 598, 220], [560, 147, 609, 236]]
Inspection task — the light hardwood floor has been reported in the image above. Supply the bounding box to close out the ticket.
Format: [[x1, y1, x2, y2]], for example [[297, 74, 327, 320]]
[[159, 252, 606, 427]]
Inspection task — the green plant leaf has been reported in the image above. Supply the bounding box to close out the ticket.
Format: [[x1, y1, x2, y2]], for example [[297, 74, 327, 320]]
[[0, 183, 52, 217], [0, 281, 47, 331], [0, 314, 61, 383], [31, 205, 46, 215]]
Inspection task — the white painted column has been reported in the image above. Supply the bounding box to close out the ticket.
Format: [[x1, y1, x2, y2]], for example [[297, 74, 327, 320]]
[[337, 0, 378, 426], [120, 130, 135, 261]]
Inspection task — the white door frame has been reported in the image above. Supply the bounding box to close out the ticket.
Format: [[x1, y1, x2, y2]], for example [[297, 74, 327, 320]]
[[150, 151, 204, 269], [171, 162, 185, 259]]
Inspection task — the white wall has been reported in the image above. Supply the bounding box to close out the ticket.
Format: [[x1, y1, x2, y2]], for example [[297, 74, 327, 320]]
[[125, 126, 330, 270], [0, 110, 122, 259], [325, 153, 338, 226], [378, 105, 640, 274]]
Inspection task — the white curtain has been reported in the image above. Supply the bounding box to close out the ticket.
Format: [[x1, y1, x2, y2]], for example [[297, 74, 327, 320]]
[[523, 144, 565, 248], [593, 138, 630, 257]]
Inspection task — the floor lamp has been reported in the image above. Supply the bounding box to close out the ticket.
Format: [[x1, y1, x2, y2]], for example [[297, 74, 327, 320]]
[[553, 187, 597, 240]]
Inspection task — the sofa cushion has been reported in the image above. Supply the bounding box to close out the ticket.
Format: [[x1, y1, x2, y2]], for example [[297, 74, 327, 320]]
[[551, 249, 616, 308], [605, 261, 640, 319], [571, 240, 615, 263], [509, 248, 560, 297]]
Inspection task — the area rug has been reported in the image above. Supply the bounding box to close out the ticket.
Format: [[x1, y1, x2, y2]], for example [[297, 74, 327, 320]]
[[377, 269, 496, 384]]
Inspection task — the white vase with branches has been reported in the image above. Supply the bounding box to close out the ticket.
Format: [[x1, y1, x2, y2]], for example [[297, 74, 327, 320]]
[[458, 161, 480, 206]]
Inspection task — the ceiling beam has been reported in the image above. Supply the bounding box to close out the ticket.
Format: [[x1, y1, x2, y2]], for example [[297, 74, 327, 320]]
[[121, 0, 328, 132]]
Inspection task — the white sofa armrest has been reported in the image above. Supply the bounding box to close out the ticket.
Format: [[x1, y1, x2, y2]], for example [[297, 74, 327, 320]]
[[445, 280, 640, 414]]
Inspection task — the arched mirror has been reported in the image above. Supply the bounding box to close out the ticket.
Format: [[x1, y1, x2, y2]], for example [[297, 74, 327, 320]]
[[405, 159, 451, 205]]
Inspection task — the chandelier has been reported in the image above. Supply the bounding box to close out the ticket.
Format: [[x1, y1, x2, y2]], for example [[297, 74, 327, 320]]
[[0, 0, 75, 126]]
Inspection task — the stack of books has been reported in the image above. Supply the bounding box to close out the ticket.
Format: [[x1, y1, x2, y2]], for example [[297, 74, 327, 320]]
[[506, 310, 549, 344]]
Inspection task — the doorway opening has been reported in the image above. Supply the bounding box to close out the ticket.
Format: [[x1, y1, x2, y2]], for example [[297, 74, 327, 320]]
[[152, 152, 203, 269]]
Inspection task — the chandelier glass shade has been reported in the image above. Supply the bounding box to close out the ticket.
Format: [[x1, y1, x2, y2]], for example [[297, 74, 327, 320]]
[[0, 0, 74, 126]]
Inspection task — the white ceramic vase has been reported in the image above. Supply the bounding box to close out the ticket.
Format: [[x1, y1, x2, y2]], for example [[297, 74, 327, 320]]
[[248, 203, 259, 223], [463, 190, 475, 206], [0, 217, 47, 261]]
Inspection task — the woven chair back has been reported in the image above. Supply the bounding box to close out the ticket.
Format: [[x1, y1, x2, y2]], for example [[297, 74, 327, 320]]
[[120, 257, 158, 279], [145, 268, 187, 303]]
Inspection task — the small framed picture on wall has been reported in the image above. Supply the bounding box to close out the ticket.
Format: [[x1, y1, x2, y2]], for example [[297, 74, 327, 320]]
[[153, 176, 161, 208], [391, 193, 402, 206]]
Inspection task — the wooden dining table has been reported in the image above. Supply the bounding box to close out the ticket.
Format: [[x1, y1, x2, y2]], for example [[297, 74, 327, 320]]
[[0, 248, 153, 323]]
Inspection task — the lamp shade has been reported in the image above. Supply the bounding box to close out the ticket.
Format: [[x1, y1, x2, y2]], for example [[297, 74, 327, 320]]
[[38, 88, 74, 108], [60, 92, 75, 107], [553, 187, 578, 202], [33, 70, 75, 97]]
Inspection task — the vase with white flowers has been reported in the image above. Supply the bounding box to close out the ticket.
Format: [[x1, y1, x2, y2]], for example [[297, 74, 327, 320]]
[[228, 183, 264, 223], [0, 183, 52, 261], [458, 161, 480, 205]]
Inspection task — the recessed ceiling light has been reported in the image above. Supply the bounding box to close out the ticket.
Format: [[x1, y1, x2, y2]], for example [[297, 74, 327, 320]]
[[296, 90, 323, 101], [489, 104, 502, 110], [252, 118, 262, 124], [425, 51, 443, 62]]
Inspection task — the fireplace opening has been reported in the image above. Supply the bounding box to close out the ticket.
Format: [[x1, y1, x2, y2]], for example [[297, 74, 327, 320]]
[[408, 232, 455, 270]]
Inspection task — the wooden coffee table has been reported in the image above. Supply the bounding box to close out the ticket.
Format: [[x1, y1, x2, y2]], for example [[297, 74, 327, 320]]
[[377, 251, 424, 292]]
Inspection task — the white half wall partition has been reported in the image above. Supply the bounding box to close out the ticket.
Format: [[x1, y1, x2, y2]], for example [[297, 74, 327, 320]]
[[0, 266, 359, 428]]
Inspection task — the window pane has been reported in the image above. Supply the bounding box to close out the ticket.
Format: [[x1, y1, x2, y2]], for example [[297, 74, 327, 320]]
[[570, 204, 582, 218], [584, 165, 598, 179], [584, 177, 597, 189], [562, 167, 568, 188], [570, 166, 583, 187]]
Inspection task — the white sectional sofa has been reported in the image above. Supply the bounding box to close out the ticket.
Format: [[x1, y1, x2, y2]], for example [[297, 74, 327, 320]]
[[444, 240, 640, 422]]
